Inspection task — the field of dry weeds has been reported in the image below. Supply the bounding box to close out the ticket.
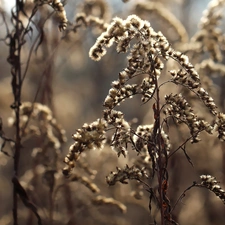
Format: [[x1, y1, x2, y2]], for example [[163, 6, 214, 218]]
[[0, 0, 225, 225]]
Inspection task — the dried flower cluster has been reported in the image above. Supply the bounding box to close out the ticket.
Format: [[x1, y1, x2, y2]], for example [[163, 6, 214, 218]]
[[133, 124, 170, 153], [63, 119, 107, 175], [89, 14, 211, 110], [62, 6, 225, 225], [8, 102, 67, 149], [34, 0, 68, 31], [214, 112, 225, 141], [169, 68, 200, 90], [2, 0, 225, 224], [197, 87, 218, 115], [104, 83, 138, 109], [168, 50, 201, 84], [8, 102, 67, 201], [66, 13, 225, 198], [140, 77, 156, 102], [192, 0, 225, 61], [199, 175, 225, 204], [103, 109, 131, 157], [164, 94, 213, 142], [106, 164, 148, 186], [8, 101, 67, 193], [89, 15, 158, 61]]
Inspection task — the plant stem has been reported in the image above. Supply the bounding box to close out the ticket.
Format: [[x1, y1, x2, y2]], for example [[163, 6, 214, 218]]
[[12, 1, 23, 224], [152, 64, 165, 225], [156, 85, 165, 225]]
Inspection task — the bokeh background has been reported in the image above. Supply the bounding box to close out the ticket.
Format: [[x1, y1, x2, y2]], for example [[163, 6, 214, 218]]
[[0, 0, 225, 225]]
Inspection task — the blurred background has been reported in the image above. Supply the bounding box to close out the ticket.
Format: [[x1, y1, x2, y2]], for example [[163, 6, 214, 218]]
[[0, 0, 225, 225]]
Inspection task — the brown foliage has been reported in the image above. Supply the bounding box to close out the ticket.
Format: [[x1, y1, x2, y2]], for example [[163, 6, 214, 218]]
[[0, 0, 225, 225]]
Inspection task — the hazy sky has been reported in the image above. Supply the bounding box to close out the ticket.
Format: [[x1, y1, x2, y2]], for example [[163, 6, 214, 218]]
[[1, 0, 212, 30]]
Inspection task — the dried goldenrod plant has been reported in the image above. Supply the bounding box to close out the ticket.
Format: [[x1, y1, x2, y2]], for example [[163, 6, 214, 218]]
[[0, 0, 68, 224], [191, 0, 225, 62], [34, 0, 68, 31], [199, 175, 225, 204], [8, 102, 67, 224], [63, 13, 225, 225], [1, 0, 225, 225]]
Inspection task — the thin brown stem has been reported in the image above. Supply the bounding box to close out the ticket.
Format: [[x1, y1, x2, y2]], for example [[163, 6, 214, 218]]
[[155, 77, 165, 225], [11, 1, 23, 224]]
